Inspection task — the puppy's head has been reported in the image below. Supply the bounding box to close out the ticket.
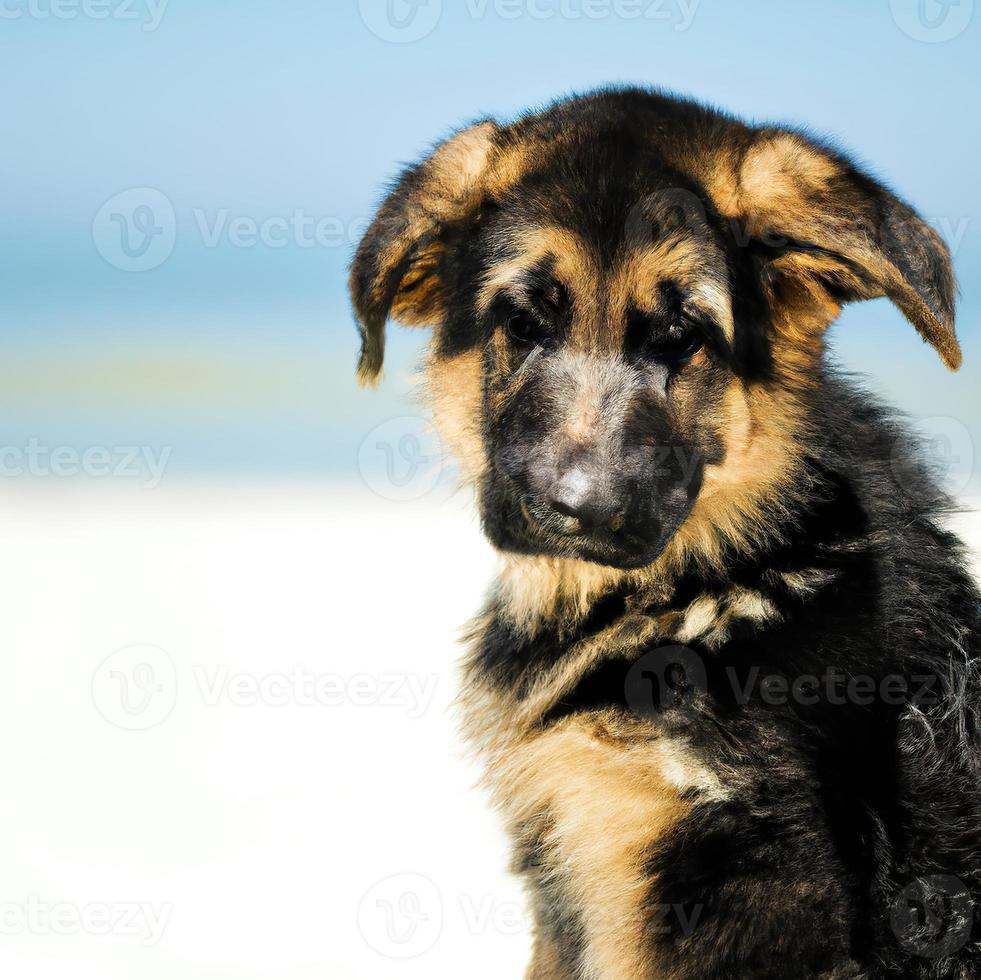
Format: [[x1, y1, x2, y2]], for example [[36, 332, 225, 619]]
[[350, 90, 957, 572]]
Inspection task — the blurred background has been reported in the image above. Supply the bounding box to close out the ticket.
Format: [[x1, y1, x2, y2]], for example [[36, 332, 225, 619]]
[[0, 1, 978, 977]]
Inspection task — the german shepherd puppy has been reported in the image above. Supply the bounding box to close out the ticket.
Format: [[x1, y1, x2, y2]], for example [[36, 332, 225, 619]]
[[349, 89, 980, 978]]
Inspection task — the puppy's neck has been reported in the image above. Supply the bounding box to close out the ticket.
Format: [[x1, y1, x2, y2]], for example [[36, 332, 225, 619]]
[[494, 552, 670, 636]]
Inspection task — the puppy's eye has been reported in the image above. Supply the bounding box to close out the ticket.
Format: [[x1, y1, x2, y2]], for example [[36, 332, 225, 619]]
[[505, 311, 550, 347], [649, 327, 704, 366]]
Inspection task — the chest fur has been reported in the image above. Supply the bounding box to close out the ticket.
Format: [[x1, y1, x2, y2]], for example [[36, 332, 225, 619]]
[[472, 695, 724, 977], [461, 578, 795, 977]]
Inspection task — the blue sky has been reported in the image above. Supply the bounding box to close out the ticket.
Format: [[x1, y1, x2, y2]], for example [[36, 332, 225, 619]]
[[1, 0, 978, 481]]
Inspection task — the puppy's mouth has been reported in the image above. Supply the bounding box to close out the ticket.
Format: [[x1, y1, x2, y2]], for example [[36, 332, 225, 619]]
[[518, 497, 626, 535], [511, 494, 667, 570]]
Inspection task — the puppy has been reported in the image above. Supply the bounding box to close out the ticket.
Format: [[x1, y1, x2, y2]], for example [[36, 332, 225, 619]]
[[349, 88, 980, 978]]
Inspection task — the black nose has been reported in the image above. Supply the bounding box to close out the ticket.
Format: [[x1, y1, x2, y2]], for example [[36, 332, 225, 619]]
[[546, 467, 622, 531]]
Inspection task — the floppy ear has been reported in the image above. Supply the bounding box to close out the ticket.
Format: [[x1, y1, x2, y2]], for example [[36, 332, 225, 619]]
[[349, 119, 500, 385], [723, 130, 959, 370]]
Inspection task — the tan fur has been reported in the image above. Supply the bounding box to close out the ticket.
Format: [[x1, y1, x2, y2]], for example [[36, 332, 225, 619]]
[[478, 226, 600, 326], [424, 119, 500, 216], [483, 139, 541, 200], [738, 133, 838, 221], [706, 131, 960, 371], [699, 136, 851, 371], [352, 121, 505, 384], [663, 378, 807, 575], [525, 933, 568, 980], [483, 713, 723, 980], [701, 149, 743, 220], [674, 594, 720, 645], [425, 348, 486, 484], [610, 237, 734, 342], [764, 258, 846, 361], [779, 567, 839, 596], [514, 614, 666, 729], [702, 587, 781, 649], [390, 240, 447, 325], [495, 553, 639, 635], [727, 587, 779, 624]]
